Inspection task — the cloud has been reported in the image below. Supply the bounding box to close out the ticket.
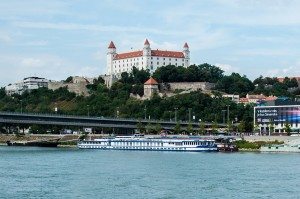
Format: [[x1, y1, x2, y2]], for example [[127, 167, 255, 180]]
[[0, 32, 12, 43], [0, 54, 89, 86], [215, 63, 239, 74], [266, 61, 300, 77], [13, 21, 186, 36]]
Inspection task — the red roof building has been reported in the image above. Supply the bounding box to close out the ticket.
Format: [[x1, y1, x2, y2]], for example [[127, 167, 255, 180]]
[[107, 39, 190, 76], [144, 77, 158, 85]]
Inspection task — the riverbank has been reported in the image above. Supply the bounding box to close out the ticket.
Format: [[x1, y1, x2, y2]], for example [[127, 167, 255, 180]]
[[1, 134, 299, 151]]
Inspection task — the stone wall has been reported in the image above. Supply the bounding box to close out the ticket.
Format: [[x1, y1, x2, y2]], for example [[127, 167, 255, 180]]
[[160, 82, 215, 92], [48, 82, 90, 96]]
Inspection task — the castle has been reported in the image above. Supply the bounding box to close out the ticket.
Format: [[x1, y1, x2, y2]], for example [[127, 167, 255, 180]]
[[106, 39, 190, 77]]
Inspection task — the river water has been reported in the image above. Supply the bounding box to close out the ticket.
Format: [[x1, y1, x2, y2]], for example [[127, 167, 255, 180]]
[[1, 146, 300, 199]]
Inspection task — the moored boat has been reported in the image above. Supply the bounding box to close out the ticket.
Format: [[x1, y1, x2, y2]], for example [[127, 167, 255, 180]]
[[77, 134, 218, 152], [6, 140, 58, 147]]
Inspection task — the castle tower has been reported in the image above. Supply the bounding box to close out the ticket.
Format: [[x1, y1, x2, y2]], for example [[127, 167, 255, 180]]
[[142, 39, 151, 70], [144, 77, 158, 98], [183, 42, 190, 68], [107, 41, 117, 75]]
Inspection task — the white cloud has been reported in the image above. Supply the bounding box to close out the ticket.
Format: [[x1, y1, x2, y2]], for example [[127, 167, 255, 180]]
[[0, 54, 92, 86], [215, 63, 239, 74], [0, 31, 12, 43], [266, 61, 300, 77]]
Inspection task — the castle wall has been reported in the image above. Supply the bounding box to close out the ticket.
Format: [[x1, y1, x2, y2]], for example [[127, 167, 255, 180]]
[[161, 82, 215, 92], [48, 82, 90, 96]]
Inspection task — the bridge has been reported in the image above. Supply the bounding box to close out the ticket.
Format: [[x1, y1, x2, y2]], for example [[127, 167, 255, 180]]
[[0, 112, 228, 131]]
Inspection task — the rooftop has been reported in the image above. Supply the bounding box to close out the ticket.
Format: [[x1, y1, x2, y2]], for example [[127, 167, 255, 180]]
[[144, 77, 158, 85]]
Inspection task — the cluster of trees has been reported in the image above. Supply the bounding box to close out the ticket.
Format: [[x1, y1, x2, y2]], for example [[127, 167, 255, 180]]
[[0, 63, 299, 134], [153, 63, 224, 83], [252, 76, 299, 96], [215, 73, 255, 96]]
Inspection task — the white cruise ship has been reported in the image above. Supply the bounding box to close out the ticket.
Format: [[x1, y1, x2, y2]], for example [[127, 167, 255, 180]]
[[77, 134, 218, 152]]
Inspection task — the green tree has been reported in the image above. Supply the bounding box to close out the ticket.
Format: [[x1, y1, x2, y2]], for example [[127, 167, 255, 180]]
[[155, 123, 162, 134], [284, 122, 292, 136], [187, 123, 193, 135], [65, 76, 73, 83], [137, 120, 145, 134], [227, 121, 233, 134], [199, 121, 205, 135], [237, 121, 246, 133], [215, 73, 254, 95], [211, 120, 218, 134], [174, 122, 181, 134]]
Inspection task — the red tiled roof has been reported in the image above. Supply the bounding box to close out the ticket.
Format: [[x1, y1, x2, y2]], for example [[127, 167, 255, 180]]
[[144, 39, 150, 45], [115, 51, 143, 59], [246, 94, 266, 99], [144, 77, 158, 85], [108, 41, 116, 49], [151, 50, 185, 58], [239, 98, 249, 103], [114, 49, 185, 60], [265, 96, 278, 101], [184, 42, 189, 48]]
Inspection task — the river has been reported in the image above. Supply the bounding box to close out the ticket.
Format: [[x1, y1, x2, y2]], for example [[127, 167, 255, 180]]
[[1, 146, 299, 198]]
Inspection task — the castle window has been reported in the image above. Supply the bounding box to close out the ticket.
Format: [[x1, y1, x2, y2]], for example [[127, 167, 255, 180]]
[[151, 62, 153, 64], [182, 59, 184, 61], [157, 57, 159, 60], [169, 63, 171, 65], [169, 58, 171, 61], [157, 62, 159, 65], [163, 58, 165, 60], [175, 59, 177, 61], [175, 63, 177, 66], [151, 57, 153, 59], [163, 62, 165, 65]]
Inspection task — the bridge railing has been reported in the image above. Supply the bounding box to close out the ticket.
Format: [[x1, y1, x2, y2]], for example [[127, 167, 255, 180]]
[[0, 111, 229, 126]]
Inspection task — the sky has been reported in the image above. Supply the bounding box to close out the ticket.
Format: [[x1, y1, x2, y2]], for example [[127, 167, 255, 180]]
[[1, 0, 300, 86]]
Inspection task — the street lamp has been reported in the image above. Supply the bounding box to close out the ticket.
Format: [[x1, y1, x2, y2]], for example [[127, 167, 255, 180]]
[[188, 108, 192, 123], [222, 110, 226, 124], [20, 100, 23, 114], [174, 108, 178, 122], [144, 105, 147, 120], [55, 102, 58, 114], [226, 105, 230, 124], [116, 107, 119, 118]]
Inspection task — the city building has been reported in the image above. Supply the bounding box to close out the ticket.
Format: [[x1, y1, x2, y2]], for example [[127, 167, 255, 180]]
[[254, 104, 300, 134], [106, 39, 190, 77], [222, 94, 240, 103], [239, 94, 277, 105], [5, 77, 49, 96]]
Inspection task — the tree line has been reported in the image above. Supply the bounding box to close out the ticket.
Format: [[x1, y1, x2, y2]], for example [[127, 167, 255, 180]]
[[0, 63, 299, 134]]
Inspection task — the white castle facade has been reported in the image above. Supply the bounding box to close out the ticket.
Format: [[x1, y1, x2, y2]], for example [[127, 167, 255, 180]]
[[106, 39, 190, 77]]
